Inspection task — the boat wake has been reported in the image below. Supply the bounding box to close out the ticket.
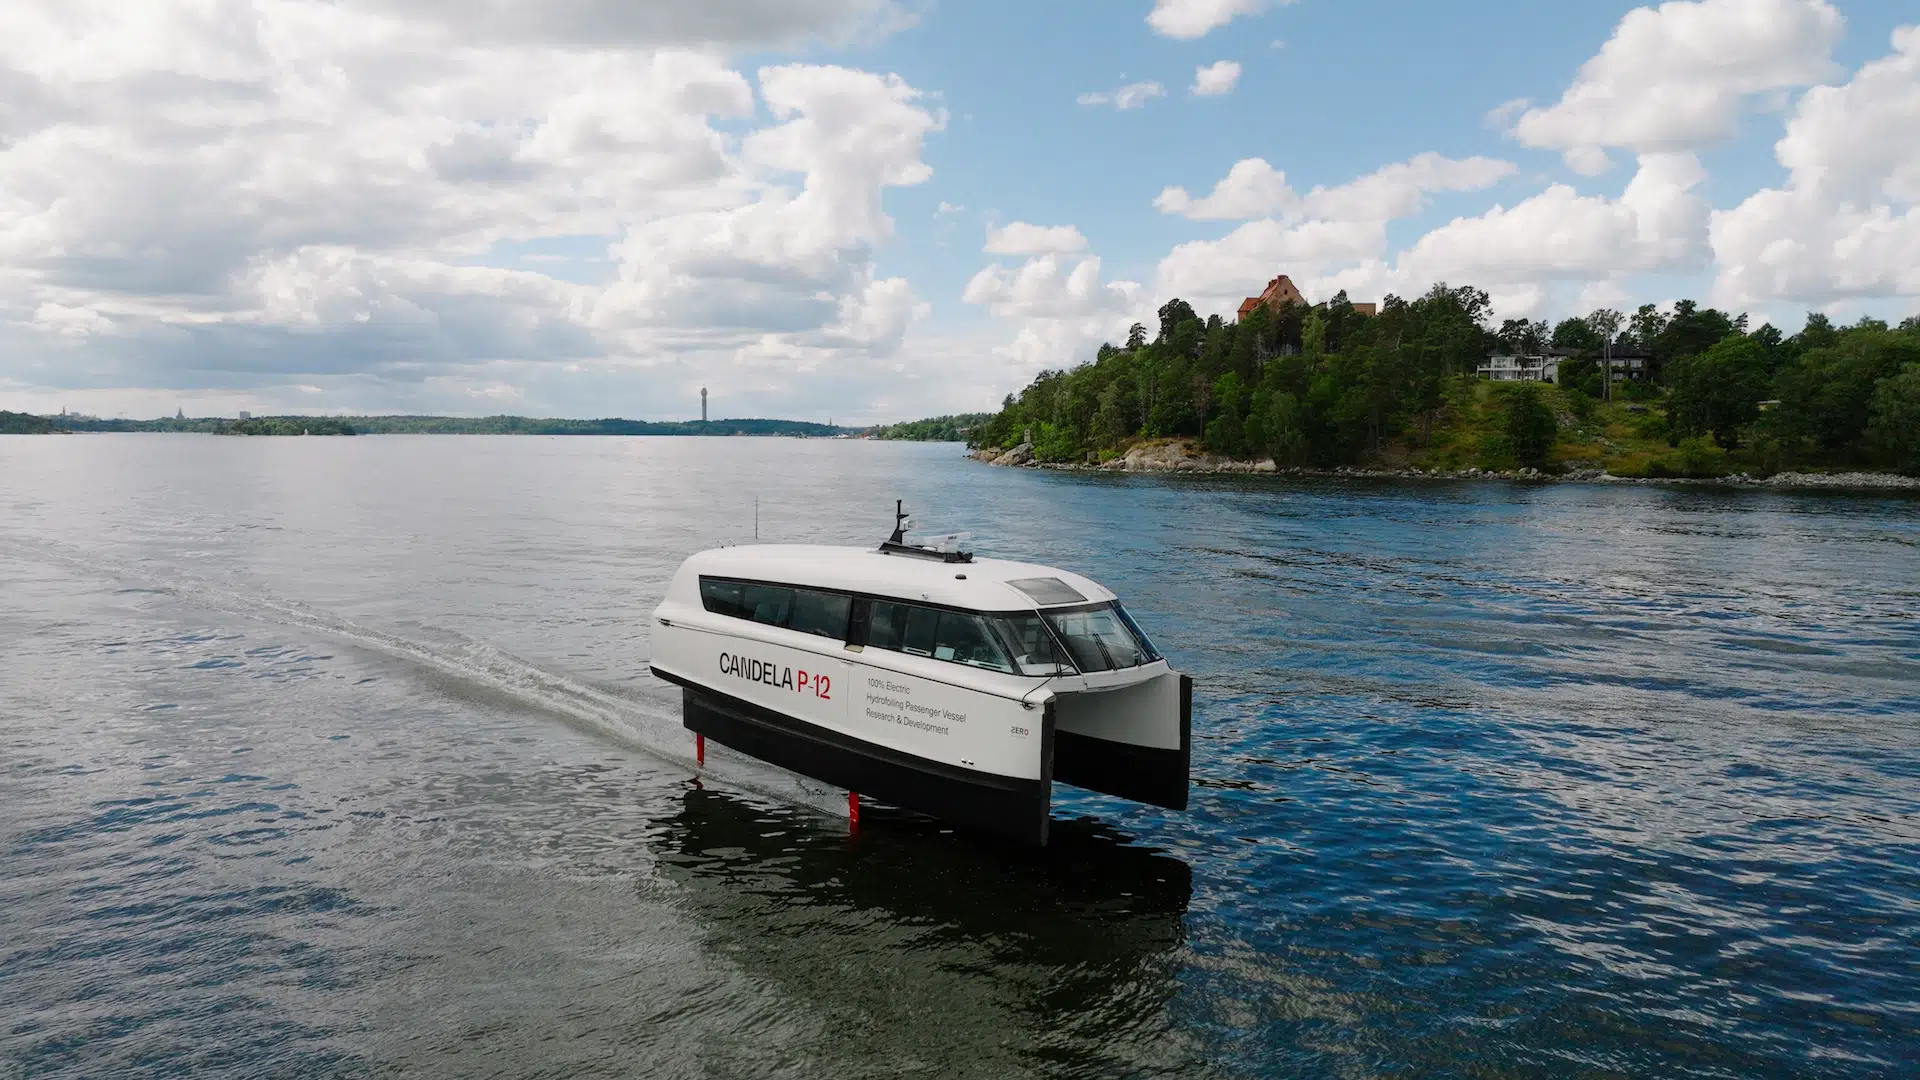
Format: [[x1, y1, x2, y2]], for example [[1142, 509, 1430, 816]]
[[0, 535, 852, 821]]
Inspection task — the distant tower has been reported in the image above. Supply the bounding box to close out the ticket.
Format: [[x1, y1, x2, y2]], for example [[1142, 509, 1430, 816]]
[[176, 407, 184, 420], [701, 387, 708, 423]]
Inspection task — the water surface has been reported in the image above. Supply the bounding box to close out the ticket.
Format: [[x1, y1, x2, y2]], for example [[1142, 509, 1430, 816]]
[[2, 435, 1916, 1078]]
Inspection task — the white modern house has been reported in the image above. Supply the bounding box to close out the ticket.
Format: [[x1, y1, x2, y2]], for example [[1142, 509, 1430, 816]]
[[1478, 348, 1657, 389], [1477, 354, 1562, 383]]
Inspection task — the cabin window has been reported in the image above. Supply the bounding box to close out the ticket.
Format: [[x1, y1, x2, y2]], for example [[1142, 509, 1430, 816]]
[[789, 589, 851, 639], [740, 584, 793, 627], [993, 614, 1078, 677], [699, 577, 848, 641], [1042, 603, 1155, 672], [867, 600, 1015, 674], [699, 578, 751, 620]]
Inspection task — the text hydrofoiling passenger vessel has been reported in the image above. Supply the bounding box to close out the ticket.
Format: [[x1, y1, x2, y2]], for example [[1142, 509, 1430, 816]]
[[649, 504, 1189, 845]]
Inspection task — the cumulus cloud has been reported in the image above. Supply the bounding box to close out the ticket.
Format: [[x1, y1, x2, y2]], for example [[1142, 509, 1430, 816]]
[[1156, 153, 1514, 222], [1155, 152, 1699, 320], [0, 0, 958, 420], [964, 255, 1137, 319], [1147, 0, 1273, 40], [967, 227, 1143, 376], [1712, 26, 1920, 307], [984, 222, 1089, 256], [345, 0, 913, 48], [1510, 0, 1843, 174], [1077, 81, 1165, 110], [964, 254, 1145, 374], [1192, 60, 1242, 96], [1155, 159, 1294, 220], [1394, 153, 1709, 282], [1157, 218, 1387, 310]]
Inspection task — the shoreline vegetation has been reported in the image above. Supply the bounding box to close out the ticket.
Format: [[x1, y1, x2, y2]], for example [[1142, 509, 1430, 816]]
[[867, 413, 993, 442], [0, 410, 54, 434], [957, 287, 1920, 487], [6, 415, 849, 437], [967, 439, 1920, 491]]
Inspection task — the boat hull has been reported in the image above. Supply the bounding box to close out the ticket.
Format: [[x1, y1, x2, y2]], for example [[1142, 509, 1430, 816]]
[[1054, 673, 1191, 812], [653, 669, 1058, 846]]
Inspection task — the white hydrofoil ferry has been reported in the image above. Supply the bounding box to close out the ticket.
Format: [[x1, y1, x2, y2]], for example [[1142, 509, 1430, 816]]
[[649, 504, 1190, 845]]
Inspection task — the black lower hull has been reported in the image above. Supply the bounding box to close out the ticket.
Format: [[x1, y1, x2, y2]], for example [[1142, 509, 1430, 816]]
[[652, 668, 1056, 846], [1051, 675, 1191, 811]]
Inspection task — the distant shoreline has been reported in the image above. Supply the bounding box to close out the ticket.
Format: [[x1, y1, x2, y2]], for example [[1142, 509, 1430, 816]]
[[970, 441, 1920, 492], [23, 415, 855, 438]]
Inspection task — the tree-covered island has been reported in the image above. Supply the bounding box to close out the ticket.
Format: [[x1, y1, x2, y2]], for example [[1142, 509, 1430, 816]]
[[867, 413, 994, 442], [967, 286, 1920, 478], [0, 410, 55, 434]]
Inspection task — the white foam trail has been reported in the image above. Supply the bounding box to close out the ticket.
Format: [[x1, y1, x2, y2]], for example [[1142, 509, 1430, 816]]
[[0, 536, 852, 822]]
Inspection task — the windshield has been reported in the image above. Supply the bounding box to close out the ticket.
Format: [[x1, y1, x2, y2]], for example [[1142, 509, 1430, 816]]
[[992, 614, 1078, 677], [1041, 602, 1160, 672]]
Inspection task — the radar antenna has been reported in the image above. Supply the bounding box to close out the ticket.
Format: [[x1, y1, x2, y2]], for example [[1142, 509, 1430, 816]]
[[879, 500, 972, 563]]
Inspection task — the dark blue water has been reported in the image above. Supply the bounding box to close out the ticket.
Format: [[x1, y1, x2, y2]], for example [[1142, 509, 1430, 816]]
[[2, 435, 1916, 1078]]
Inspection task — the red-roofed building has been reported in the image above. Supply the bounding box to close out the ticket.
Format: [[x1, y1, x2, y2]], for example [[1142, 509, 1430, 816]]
[[1238, 275, 1307, 320], [1237, 275, 1377, 321]]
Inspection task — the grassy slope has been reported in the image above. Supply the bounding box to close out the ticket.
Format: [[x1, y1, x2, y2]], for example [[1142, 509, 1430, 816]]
[[1384, 382, 1712, 477]]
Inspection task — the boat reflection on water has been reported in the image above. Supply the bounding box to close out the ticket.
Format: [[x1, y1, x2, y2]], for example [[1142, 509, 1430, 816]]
[[651, 786, 1199, 1076]]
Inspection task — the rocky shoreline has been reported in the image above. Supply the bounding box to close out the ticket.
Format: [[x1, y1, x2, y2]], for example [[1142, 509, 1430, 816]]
[[968, 441, 1920, 491]]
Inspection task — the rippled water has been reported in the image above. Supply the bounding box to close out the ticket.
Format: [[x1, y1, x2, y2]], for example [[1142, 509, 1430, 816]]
[[2, 434, 1916, 1078]]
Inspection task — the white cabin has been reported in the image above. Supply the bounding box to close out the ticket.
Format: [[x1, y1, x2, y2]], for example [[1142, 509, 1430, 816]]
[[649, 540, 1189, 845]]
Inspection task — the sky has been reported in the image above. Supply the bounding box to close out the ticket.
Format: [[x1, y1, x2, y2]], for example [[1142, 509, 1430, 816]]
[[1, 0, 1916, 424]]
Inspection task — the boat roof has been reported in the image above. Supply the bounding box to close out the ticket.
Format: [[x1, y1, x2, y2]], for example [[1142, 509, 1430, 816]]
[[678, 544, 1118, 612]]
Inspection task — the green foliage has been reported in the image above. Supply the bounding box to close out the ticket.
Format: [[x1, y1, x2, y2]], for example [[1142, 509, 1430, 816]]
[[1867, 366, 1920, 474], [972, 287, 1915, 476], [1558, 357, 1605, 398], [1619, 377, 1661, 403], [869, 413, 993, 442], [1032, 421, 1084, 464], [1767, 332, 1920, 458], [1564, 386, 1597, 423], [1497, 318, 1549, 354], [0, 410, 55, 434], [1503, 384, 1557, 468], [1551, 317, 1603, 354], [1202, 372, 1249, 456], [1667, 335, 1769, 448], [228, 417, 358, 436], [1796, 313, 1840, 352], [1642, 437, 1730, 479], [1628, 408, 1669, 441], [1654, 300, 1740, 374]]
